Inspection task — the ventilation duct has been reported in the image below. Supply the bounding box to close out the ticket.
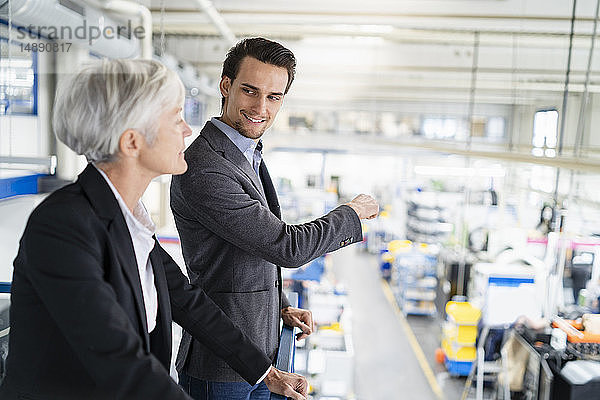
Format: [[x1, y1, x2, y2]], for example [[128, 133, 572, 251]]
[[157, 53, 218, 97], [3, 0, 140, 59]]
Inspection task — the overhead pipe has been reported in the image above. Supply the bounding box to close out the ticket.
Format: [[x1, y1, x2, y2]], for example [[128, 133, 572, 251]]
[[192, 0, 237, 46], [102, 1, 153, 59], [562, 0, 600, 277], [508, 33, 519, 152], [466, 31, 480, 151], [9, 0, 141, 58], [455, 32, 480, 298], [553, 0, 578, 209], [574, 0, 600, 158], [557, 0, 578, 158]]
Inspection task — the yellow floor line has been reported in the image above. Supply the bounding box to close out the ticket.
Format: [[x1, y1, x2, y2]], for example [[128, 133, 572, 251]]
[[381, 279, 444, 400]]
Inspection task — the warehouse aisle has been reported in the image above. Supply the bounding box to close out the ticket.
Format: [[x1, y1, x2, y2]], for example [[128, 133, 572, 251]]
[[331, 247, 439, 400], [330, 247, 468, 400]]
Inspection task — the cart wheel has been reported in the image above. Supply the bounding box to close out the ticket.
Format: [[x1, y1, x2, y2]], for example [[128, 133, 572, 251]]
[[435, 347, 445, 364]]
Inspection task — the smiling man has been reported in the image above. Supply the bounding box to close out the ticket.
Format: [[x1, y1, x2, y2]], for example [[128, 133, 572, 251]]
[[220, 55, 284, 139], [170, 37, 379, 400]]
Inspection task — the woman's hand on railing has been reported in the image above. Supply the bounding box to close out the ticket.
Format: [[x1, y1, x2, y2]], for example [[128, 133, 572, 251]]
[[264, 367, 308, 400]]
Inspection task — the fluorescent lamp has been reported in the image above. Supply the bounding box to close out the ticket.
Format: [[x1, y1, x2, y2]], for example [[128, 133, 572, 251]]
[[359, 25, 394, 34], [531, 148, 544, 157], [545, 148, 556, 158], [0, 59, 33, 68], [331, 24, 394, 34], [414, 165, 505, 178]]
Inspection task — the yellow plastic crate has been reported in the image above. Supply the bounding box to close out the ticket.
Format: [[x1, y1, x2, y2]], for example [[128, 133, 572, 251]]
[[442, 339, 476, 362], [443, 321, 478, 345], [388, 239, 412, 254], [446, 301, 481, 325]]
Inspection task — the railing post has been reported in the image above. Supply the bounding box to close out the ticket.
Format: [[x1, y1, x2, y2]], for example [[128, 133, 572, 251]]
[[270, 292, 298, 400]]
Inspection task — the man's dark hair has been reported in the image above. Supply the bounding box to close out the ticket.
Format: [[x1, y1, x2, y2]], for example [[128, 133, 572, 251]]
[[221, 37, 296, 108]]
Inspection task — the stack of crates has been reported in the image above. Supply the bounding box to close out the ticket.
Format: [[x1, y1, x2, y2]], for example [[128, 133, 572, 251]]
[[378, 240, 409, 280], [389, 241, 438, 316], [441, 300, 481, 376]]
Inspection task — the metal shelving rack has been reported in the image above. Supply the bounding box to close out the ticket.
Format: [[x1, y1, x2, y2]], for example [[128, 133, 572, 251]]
[[393, 250, 438, 316]]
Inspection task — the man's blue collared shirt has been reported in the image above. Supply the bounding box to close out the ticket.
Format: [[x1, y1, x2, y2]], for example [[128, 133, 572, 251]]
[[211, 117, 263, 186]]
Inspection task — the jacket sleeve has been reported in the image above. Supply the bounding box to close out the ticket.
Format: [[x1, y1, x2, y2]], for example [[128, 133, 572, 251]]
[[21, 205, 191, 400], [173, 170, 363, 267], [156, 242, 271, 384]]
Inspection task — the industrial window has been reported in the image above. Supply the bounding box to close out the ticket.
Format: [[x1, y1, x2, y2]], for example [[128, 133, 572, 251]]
[[0, 37, 37, 115], [184, 96, 204, 126], [421, 117, 461, 139], [486, 116, 505, 140], [421, 116, 505, 141], [532, 109, 558, 157]]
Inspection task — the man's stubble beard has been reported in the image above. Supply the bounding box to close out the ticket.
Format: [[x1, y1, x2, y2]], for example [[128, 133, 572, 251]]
[[233, 119, 266, 140]]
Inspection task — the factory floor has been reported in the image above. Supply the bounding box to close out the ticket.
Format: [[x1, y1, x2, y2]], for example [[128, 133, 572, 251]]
[[331, 246, 468, 400]]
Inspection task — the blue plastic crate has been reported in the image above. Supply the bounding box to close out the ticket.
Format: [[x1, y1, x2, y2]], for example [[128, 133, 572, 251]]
[[444, 356, 473, 376]]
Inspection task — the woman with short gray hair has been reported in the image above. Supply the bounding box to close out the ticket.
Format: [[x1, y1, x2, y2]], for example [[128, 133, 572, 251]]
[[0, 59, 307, 400], [53, 59, 183, 163]]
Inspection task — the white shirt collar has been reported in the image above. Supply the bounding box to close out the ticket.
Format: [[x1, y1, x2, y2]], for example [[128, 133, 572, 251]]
[[93, 164, 158, 333], [93, 165, 156, 235]]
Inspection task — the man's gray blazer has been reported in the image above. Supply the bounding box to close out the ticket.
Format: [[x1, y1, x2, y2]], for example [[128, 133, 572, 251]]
[[170, 121, 363, 382]]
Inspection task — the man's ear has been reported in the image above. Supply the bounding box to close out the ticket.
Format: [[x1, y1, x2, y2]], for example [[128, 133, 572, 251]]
[[219, 76, 231, 98], [118, 129, 142, 158]]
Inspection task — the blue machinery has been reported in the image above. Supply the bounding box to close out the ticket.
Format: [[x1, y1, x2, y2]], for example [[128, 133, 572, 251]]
[[0, 173, 45, 200], [270, 292, 298, 400], [0, 283, 9, 294]]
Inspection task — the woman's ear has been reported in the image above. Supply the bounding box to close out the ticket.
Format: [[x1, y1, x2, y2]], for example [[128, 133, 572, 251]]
[[118, 129, 142, 158]]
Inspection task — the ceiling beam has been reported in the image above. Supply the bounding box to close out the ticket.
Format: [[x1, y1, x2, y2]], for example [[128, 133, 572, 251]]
[[267, 132, 600, 174]]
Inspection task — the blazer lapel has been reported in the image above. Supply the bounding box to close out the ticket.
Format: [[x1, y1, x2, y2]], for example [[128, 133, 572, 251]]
[[148, 241, 172, 367], [259, 160, 281, 219], [107, 219, 150, 340], [201, 121, 267, 201], [78, 164, 150, 349], [259, 160, 286, 311]]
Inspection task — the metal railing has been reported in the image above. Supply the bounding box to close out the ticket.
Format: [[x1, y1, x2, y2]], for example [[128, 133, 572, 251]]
[[0, 156, 56, 175], [0, 284, 302, 395], [0, 283, 9, 294], [270, 292, 298, 400], [0, 287, 10, 384]]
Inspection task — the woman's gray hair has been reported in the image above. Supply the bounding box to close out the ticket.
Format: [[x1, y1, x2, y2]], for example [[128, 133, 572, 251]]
[[53, 59, 185, 163]]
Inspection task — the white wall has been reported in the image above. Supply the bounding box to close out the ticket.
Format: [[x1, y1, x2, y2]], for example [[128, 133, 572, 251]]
[[0, 195, 45, 282]]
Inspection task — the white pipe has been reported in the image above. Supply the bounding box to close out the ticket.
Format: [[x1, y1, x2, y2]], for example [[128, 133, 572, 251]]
[[192, 0, 236, 46], [103, 1, 152, 59]]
